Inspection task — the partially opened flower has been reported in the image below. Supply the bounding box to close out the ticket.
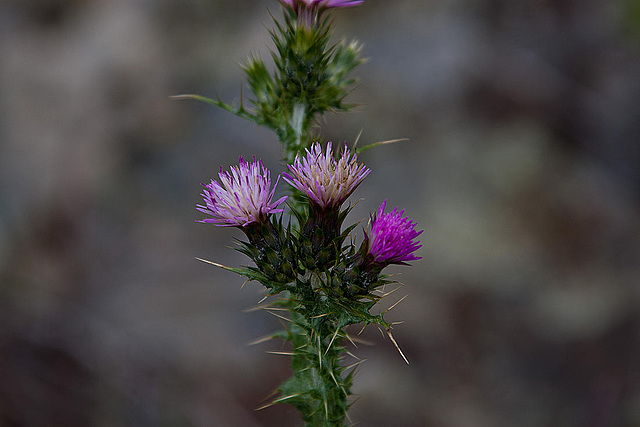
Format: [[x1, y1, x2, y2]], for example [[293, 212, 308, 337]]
[[283, 142, 370, 210], [279, 0, 364, 12], [197, 157, 287, 227], [364, 199, 422, 265]]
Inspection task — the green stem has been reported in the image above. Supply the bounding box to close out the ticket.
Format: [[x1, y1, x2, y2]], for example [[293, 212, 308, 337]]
[[281, 308, 352, 426], [291, 102, 306, 148]]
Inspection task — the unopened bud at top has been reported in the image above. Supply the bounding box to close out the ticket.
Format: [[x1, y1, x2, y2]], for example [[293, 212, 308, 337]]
[[279, 0, 364, 13]]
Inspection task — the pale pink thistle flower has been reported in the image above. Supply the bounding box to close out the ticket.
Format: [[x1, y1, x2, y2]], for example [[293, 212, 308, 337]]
[[365, 199, 422, 265], [197, 157, 287, 227], [283, 142, 370, 210]]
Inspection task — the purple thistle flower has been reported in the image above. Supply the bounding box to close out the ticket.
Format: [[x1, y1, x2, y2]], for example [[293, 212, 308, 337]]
[[365, 199, 423, 265], [197, 157, 287, 227], [283, 142, 370, 210], [279, 0, 363, 28], [279, 0, 364, 11]]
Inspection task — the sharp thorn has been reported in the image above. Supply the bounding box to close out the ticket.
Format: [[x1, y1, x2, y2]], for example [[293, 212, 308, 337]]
[[265, 310, 292, 322], [377, 285, 403, 298], [353, 128, 363, 149], [376, 137, 409, 145], [255, 394, 299, 411], [245, 306, 289, 312], [324, 327, 341, 356], [386, 329, 409, 365], [194, 257, 229, 269], [248, 335, 276, 346], [348, 335, 374, 346], [383, 294, 409, 314], [310, 312, 332, 319], [329, 370, 340, 387], [374, 323, 385, 338], [265, 351, 295, 356], [344, 331, 358, 348], [344, 349, 360, 360], [344, 358, 366, 371]]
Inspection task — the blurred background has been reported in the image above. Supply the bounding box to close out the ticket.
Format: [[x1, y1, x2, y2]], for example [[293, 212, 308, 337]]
[[1, 0, 640, 425]]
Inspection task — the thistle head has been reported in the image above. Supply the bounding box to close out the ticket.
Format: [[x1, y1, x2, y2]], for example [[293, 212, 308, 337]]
[[363, 199, 422, 265], [279, 0, 364, 13], [197, 157, 287, 227], [283, 142, 370, 211], [279, 0, 363, 27]]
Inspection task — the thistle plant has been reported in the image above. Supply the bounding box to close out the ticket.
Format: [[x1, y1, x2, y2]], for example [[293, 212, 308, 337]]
[[181, 1, 421, 425]]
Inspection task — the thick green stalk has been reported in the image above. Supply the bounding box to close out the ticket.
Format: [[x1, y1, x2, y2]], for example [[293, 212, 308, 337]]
[[288, 102, 308, 163], [279, 308, 352, 426]]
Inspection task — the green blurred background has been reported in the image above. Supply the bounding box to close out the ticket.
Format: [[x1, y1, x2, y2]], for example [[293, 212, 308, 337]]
[[1, 0, 639, 425]]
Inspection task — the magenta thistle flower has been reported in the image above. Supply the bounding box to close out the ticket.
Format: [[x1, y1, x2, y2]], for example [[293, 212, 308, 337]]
[[364, 199, 423, 265], [197, 157, 287, 227], [283, 142, 370, 210], [279, 0, 364, 11]]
